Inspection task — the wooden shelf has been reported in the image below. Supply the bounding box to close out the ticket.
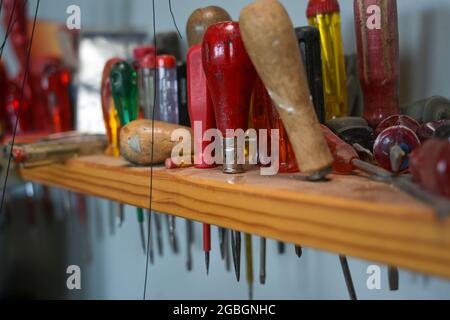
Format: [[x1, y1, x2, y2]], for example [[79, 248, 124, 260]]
[[20, 155, 450, 279]]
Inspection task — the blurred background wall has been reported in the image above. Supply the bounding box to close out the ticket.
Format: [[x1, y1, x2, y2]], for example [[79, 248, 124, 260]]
[[1, 0, 450, 300]]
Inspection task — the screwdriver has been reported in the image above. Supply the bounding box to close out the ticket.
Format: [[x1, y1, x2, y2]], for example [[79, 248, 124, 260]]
[[187, 44, 216, 274], [354, 0, 400, 128], [187, 5, 232, 274], [295, 26, 325, 124], [306, 0, 348, 121], [155, 55, 180, 254], [203, 21, 256, 281], [109, 61, 147, 254], [101, 58, 126, 228], [134, 49, 157, 263], [245, 234, 254, 300], [240, 0, 333, 180]]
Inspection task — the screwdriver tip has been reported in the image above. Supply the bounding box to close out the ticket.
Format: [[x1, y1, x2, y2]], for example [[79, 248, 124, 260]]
[[295, 245, 303, 258], [205, 252, 210, 276]]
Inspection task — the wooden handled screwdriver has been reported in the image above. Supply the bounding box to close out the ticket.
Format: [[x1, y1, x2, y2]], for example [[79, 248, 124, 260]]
[[239, 0, 333, 179]]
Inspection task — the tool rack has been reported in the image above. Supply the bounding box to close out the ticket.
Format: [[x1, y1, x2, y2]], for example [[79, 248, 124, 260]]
[[19, 154, 450, 280]]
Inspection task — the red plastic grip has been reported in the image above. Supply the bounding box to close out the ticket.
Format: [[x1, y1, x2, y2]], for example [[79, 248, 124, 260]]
[[187, 44, 216, 168], [354, 0, 400, 128]]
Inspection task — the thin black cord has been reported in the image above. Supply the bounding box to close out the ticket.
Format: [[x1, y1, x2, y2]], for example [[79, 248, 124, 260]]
[[168, 0, 182, 39], [0, 0, 29, 60], [0, 0, 40, 217], [143, 0, 157, 300]]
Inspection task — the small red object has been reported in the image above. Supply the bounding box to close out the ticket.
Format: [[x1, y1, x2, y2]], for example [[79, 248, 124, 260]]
[[410, 139, 450, 199], [321, 125, 359, 174], [354, 0, 400, 128], [156, 55, 177, 69], [252, 75, 299, 173], [306, 0, 340, 17], [133, 46, 155, 61], [373, 126, 421, 172], [4, 78, 33, 133], [187, 44, 216, 168], [375, 114, 420, 136]]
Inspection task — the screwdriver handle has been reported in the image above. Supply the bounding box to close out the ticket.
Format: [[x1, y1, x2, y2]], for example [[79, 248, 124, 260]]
[[240, 0, 333, 175], [306, 0, 348, 121], [101, 58, 123, 156], [187, 44, 216, 168], [186, 6, 232, 47], [321, 125, 359, 174], [295, 26, 326, 124], [110, 61, 139, 125], [354, 0, 400, 128], [202, 21, 256, 174]]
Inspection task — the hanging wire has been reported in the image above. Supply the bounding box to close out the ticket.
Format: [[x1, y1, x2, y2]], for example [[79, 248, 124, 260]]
[[0, 0, 40, 217], [168, 0, 182, 39], [143, 0, 157, 300]]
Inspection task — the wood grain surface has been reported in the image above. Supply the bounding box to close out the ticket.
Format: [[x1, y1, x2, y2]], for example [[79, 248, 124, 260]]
[[20, 155, 450, 279]]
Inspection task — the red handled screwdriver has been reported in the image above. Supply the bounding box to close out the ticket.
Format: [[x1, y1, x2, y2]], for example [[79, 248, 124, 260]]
[[354, 0, 400, 128], [203, 21, 256, 281], [187, 44, 216, 274]]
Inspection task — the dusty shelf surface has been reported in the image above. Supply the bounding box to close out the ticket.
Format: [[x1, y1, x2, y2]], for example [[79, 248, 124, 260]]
[[20, 155, 450, 279]]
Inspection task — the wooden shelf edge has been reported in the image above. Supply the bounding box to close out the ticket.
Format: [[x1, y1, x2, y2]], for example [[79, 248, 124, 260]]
[[19, 155, 450, 280]]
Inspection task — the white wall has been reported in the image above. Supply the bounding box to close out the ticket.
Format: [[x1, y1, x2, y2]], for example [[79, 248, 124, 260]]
[[1, 0, 450, 300]]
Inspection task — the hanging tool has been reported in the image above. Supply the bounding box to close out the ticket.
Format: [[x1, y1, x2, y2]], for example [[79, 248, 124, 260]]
[[339, 255, 357, 300], [240, 0, 333, 180], [135, 50, 157, 263], [187, 44, 217, 274], [245, 234, 254, 300], [401, 96, 450, 124], [187, 5, 233, 274], [306, 0, 348, 121], [110, 61, 147, 253], [295, 26, 325, 124], [260, 237, 266, 285], [203, 21, 256, 281], [354, 0, 400, 128], [154, 55, 180, 254]]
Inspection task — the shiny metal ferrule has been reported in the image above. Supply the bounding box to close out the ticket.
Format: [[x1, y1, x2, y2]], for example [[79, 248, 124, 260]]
[[222, 136, 244, 174]]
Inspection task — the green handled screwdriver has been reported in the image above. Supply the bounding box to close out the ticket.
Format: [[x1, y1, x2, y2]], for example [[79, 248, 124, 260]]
[[110, 61, 146, 254]]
